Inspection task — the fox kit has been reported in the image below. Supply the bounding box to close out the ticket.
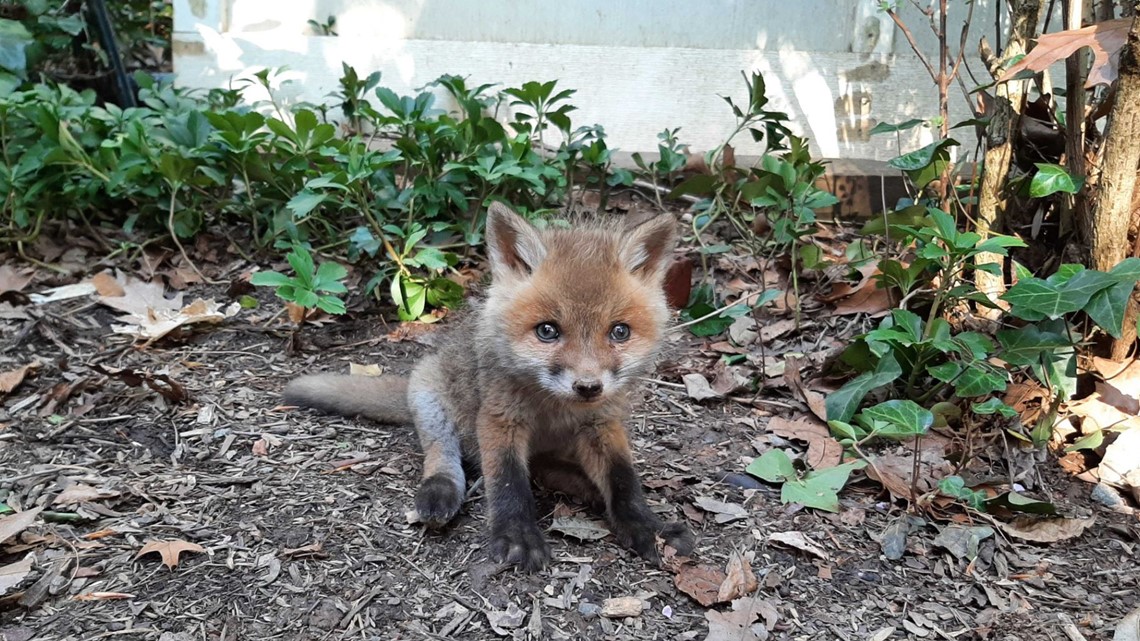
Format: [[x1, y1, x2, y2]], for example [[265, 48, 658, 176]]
[[285, 202, 694, 570]]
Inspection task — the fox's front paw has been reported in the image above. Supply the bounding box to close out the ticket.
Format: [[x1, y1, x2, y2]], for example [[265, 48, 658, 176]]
[[618, 517, 695, 562], [489, 522, 551, 571], [659, 521, 695, 556], [415, 475, 463, 528]]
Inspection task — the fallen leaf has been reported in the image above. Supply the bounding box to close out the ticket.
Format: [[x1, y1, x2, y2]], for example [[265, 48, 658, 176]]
[[601, 596, 646, 618], [29, 282, 96, 304], [664, 258, 694, 310], [0, 507, 43, 544], [674, 563, 728, 607], [999, 516, 1096, 543], [1000, 18, 1131, 87], [692, 497, 748, 523], [53, 483, 120, 506], [717, 551, 758, 602], [485, 602, 526, 635], [933, 524, 994, 560], [90, 271, 125, 297], [767, 531, 830, 561], [865, 435, 953, 501], [0, 363, 39, 396], [0, 553, 34, 595], [548, 516, 611, 541], [758, 318, 797, 343], [683, 373, 722, 401], [765, 417, 843, 469], [73, 591, 136, 601], [830, 283, 892, 317], [1115, 605, 1140, 641], [348, 363, 383, 377], [784, 359, 829, 422], [134, 539, 205, 569], [90, 364, 188, 404], [1099, 424, 1140, 490], [704, 596, 779, 641]]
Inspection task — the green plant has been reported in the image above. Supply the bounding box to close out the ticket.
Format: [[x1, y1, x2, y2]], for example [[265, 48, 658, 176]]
[[250, 244, 348, 316], [745, 448, 867, 512]]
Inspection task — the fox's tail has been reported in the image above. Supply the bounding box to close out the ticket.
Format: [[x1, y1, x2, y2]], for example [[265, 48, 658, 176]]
[[283, 374, 412, 424]]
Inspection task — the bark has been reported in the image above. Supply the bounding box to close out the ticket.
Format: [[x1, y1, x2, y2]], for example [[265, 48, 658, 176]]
[[1062, 0, 1088, 238], [1086, 7, 1140, 359], [975, 0, 1043, 315]]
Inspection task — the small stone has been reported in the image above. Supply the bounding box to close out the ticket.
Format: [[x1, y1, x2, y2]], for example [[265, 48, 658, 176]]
[[577, 603, 601, 619], [601, 597, 646, 619]]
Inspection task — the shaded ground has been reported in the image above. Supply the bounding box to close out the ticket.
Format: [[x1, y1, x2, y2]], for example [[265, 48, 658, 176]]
[[1, 281, 1138, 641]]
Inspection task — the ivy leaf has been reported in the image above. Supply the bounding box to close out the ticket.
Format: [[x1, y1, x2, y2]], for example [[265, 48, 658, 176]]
[[781, 460, 867, 513], [745, 449, 795, 483], [861, 399, 933, 439], [996, 325, 1071, 366], [826, 353, 903, 423], [1085, 280, 1134, 337], [869, 119, 926, 135], [927, 361, 961, 383], [1029, 163, 1084, 197], [954, 365, 1008, 397], [972, 398, 1018, 417]]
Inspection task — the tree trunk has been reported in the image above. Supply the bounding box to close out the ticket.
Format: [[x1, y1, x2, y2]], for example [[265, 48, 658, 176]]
[[975, 0, 1043, 316], [1062, 0, 1088, 239], [1087, 7, 1140, 359]]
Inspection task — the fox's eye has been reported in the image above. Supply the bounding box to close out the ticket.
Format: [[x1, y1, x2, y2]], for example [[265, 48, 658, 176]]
[[535, 322, 561, 342], [609, 323, 631, 342]]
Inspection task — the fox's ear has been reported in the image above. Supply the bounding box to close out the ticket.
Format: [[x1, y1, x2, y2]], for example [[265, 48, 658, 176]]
[[485, 201, 546, 278], [620, 214, 677, 280]]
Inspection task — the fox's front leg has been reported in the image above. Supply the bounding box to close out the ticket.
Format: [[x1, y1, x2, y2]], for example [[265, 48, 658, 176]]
[[477, 410, 550, 571], [578, 421, 694, 561]]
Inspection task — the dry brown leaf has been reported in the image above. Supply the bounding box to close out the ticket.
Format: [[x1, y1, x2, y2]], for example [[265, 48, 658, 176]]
[[0, 554, 34, 595], [1115, 605, 1140, 641], [0, 362, 39, 396], [767, 531, 830, 561], [692, 497, 748, 523], [765, 417, 843, 469], [135, 539, 205, 569], [704, 596, 779, 641], [0, 265, 34, 296], [90, 271, 124, 297], [759, 318, 797, 344], [0, 507, 43, 544], [1093, 357, 1140, 414], [73, 591, 136, 601], [830, 284, 892, 317], [784, 359, 829, 422], [52, 483, 120, 506], [683, 373, 721, 401], [999, 516, 1096, 543], [717, 551, 758, 602], [674, 563, 728, 607], [1000, 19, 1131, 88], [865, 435, 953, 501]]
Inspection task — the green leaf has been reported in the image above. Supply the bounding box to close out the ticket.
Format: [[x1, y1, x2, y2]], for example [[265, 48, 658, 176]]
[[826, 353, 903, 422], [860, 399, 933, 439], [249, 271, 293, 288], [938, 476, 986, 510], [995, 325, 1071, 366], [954, 365, 1007, 397], [314, 261, 348, 287], [1066, 430, 1104, 453], [745, 449, 795, 483], [927, 361, 961, 383], [869, 119, 925, 135], [286, 247, 316, 282], [888, 139, 958, 188], [984, 492, 1056, 515], [238, 295, 259, 309], [1085, 280, 1134, 338], [972, 398, 1017, 417], [974, 235, 1027, 254], [315, 295, 347, 315], [669, 174, 717, 199], [294, 288, 319, 309], [781, 460, 866, 513], [412, 247, 451, 271], [0, 19, 34, 76], [1002, 269, 1116, 320], [1029, 163, 1084, 197], [286, 190, 327, 218]]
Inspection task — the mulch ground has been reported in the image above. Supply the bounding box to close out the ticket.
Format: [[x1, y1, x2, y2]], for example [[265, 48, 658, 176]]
[[2, 278, 1138, 641]]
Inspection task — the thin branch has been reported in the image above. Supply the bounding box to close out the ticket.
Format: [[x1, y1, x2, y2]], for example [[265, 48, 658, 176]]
[[888, 9, 940, 84]]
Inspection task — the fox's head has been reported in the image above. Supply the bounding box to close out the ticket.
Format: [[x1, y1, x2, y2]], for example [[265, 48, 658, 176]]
[[479, 202, 677, 405]]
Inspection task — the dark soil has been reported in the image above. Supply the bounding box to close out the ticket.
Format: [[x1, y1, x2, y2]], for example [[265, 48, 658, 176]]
[[1, 282, 1138, 641]]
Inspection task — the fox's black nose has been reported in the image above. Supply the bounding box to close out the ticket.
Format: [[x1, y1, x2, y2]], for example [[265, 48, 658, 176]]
[[573, 380, 603, 400]]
